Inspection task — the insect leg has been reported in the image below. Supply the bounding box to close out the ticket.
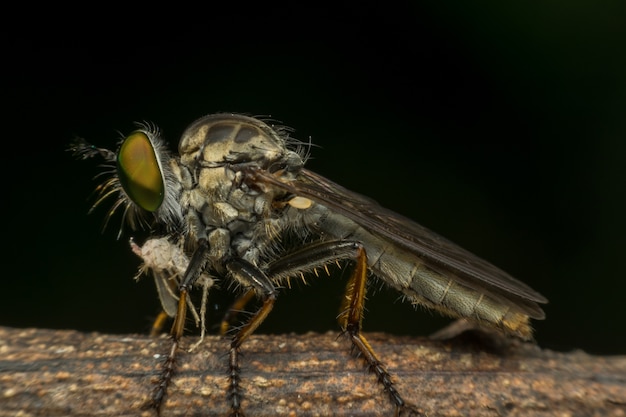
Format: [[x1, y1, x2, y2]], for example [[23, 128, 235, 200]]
[[338, 244, 405, 410], [149, 288, 188, 413], [150, 239, 209, 413], [150, 310, 170, 337], [220, 289, 256, 336], [222, 242, 365, 415], [267, 240, 405, 410], [224, 258, 278, 417]]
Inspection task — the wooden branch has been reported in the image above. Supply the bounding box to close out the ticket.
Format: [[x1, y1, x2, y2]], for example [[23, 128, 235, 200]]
[[1, 325, 625, 416]]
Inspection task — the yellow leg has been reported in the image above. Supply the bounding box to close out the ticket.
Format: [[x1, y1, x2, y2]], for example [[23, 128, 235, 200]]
[[339, 244, 405, 410], [220, 290, 256, 336], [150, 310, 170, 337]]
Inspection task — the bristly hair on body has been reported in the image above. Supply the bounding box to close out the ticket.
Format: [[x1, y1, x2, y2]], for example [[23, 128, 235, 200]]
[[69, 122, 184, 238]]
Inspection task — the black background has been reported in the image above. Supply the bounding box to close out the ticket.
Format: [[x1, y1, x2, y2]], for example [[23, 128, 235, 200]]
[[3, 3, 625, 355]]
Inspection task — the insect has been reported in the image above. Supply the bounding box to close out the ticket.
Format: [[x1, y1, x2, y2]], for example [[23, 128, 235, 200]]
[[71, 113, 547, 416], [129, 236, 214, 347]]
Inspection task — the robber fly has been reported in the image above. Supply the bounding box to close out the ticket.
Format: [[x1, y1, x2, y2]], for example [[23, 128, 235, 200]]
[[71, 113, 547, 416]]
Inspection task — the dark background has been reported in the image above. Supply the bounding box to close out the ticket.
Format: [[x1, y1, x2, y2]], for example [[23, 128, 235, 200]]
[[3, 3, 625, 355]]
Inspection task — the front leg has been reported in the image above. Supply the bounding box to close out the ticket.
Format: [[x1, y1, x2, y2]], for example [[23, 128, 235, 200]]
[[149, 239, 209, 413]]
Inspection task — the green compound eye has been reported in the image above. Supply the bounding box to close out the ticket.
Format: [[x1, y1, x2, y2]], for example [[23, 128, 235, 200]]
[[117, 131, 165, 212]]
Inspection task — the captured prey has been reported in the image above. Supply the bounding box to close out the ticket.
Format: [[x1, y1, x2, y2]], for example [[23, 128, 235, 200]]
[[71, 113, 547, 416]]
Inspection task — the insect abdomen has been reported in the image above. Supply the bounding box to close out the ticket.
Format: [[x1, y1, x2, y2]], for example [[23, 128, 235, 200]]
[[316, 210, 534, 338]]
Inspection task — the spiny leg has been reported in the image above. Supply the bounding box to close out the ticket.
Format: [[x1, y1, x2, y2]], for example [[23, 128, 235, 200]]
[[268, 240, 405, 410], [225, 259, 278, 417], [150, 289, 189, 411], [220, 289, 256, 336], [221, 241, 362, 415], [338, 243, 405, 410], [149, 239, 209, 413], [150, 276, 211, 341]]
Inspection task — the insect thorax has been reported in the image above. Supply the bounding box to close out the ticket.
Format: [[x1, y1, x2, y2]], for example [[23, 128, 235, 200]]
[[174, 114, 307, 268]]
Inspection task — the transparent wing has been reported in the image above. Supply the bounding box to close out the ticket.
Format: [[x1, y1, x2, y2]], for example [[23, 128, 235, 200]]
[[152, 270, 181, 318], [243, 167, 547, 318]]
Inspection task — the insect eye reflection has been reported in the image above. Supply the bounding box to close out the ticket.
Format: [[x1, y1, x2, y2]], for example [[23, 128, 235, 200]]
[[116, 130, 165, 212]]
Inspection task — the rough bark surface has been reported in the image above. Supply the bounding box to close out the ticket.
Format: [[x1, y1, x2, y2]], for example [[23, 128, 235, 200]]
[[1, 326, 625, 417]]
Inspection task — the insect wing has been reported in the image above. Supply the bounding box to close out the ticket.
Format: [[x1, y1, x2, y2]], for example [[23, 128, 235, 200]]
[[130, 238, 181, 317], [243, 167, 547, 319], [151, 269, 180, 318]]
